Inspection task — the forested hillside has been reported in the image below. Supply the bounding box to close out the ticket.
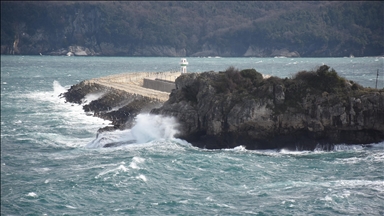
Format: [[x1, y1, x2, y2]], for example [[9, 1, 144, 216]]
[[1, 1, 383, 57]]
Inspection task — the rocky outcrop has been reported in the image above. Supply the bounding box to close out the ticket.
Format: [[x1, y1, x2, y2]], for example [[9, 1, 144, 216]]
[[151, 66, 384, 150], [62, 66, 384, 150], [62, 80, 163, 133]]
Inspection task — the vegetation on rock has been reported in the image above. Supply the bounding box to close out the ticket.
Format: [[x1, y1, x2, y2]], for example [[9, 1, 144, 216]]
[[153, 66, 384, 150]]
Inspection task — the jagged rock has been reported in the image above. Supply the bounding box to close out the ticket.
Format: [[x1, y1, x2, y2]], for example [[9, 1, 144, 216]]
[[151, 65, 384, 150], [62, 80, 163, 131]]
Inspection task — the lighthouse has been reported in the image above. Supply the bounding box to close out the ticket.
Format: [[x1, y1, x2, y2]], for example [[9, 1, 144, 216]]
[[180, 58, 188, 73]]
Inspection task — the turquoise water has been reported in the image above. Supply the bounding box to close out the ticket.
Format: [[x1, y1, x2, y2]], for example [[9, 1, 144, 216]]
[[1, 56, 384, 215]]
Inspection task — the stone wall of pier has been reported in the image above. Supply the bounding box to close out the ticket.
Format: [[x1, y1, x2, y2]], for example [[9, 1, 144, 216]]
[[143, 78, 176, 93]]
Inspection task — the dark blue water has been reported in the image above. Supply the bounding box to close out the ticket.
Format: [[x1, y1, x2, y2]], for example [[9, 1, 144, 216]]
[[1, 55, 383, 215]]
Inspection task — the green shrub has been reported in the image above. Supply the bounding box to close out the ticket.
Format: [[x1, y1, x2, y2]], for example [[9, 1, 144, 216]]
[[292, 65, 347, 93], [240, 69, 264, 86]]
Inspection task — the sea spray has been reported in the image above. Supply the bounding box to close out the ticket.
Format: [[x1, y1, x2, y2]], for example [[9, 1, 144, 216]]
[[53, 80, 67, 96], [130, 114, 179, 143], [82, 91, 106, 105], [24, 81, 112, 148], [86, 113, 179, 148]]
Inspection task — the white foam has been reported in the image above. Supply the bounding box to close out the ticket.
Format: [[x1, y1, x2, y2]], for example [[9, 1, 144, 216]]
[[136, 174, 147, 182], [179, 200, 189, 204], [53, 80, 67, 96], [87, 114, 179, 148], [129, 156, 145, 169], [87, 129, 131, 148], [118, 164, 128, 172], [23, 81, 112, 148], [334, 157, 362, 164], [96, 164, 129, 178], [33, 167, 51, 174], [131, 114, 179, 143], [220, 143, 375, 156], [333, 179, 384, 190], [233, 145, 247, 152], [27, 192, 38, 198], [333, 144, 364, 151], [216, 203, 236, 209], [223, 145, 247, 152], [279, 149, 312, 155]]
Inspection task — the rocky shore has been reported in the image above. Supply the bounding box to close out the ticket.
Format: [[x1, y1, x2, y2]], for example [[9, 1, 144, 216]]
[[152, 66, 384, 150], [62, 72, 175, 133], [63, 66, 384, 150]]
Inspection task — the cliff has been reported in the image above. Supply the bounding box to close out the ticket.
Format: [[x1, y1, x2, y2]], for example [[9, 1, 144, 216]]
[[151, 66, 384, 150]]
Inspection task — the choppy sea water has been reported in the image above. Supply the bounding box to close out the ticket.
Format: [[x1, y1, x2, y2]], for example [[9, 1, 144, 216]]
[[1, 55, 384, 215]]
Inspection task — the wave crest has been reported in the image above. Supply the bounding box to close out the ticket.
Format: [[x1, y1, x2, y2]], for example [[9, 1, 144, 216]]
[[86, 114, 179, 148]]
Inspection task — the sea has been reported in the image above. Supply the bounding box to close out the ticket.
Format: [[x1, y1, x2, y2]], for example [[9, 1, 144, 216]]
[[1, 55, 384, 215]]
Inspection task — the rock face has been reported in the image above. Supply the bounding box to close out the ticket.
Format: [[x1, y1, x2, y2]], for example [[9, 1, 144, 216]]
[[62, 80, 163, 133], [151, 66, 384, 150]]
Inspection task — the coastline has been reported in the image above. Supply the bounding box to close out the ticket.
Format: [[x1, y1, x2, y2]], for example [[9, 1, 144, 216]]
[[62, 71, 181, 133], [62, 66, 384, 150]]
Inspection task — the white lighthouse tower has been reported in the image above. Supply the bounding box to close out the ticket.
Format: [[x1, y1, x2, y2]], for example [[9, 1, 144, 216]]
[[180, 58, 188, 73]]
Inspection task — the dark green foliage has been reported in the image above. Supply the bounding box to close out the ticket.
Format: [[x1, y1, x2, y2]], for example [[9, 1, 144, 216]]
[[350, 81, 364, 91], [1, 1, 383, 56], [264, 76, 284, 86], [293, 65, 347, 94], [213, 67, 262, 94], [198, 66, 382, 117], [240, 69, 264, 85], [213, 65, 365, 99]]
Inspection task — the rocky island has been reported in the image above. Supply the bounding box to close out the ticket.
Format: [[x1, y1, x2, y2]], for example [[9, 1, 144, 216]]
[[63, 65, 384, 150]]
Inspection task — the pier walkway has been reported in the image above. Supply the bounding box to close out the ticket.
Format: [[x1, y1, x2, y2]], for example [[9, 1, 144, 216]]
[[85, 71, 182, 102]]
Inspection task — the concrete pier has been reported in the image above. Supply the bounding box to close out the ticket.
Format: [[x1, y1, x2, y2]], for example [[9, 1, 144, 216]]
[[85, 71, 182, 102]]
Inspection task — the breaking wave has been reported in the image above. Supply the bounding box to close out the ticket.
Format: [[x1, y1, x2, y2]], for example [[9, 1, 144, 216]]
[[86, 114, 179, 148]]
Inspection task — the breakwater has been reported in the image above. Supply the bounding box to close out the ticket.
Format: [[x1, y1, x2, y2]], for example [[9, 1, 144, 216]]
[[86, 71, 181, 102], [63, 71, 182, 132]]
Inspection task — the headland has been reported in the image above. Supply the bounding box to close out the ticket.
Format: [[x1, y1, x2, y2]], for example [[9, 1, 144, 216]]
[[63, 66, 384, 150]]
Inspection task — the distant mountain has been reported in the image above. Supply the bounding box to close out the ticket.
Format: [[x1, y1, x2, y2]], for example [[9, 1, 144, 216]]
[[1, 1, 383, 57]]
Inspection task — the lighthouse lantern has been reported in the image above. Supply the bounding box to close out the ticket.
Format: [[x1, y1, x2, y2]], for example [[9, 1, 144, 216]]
[[180, 58, 188, 73]]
